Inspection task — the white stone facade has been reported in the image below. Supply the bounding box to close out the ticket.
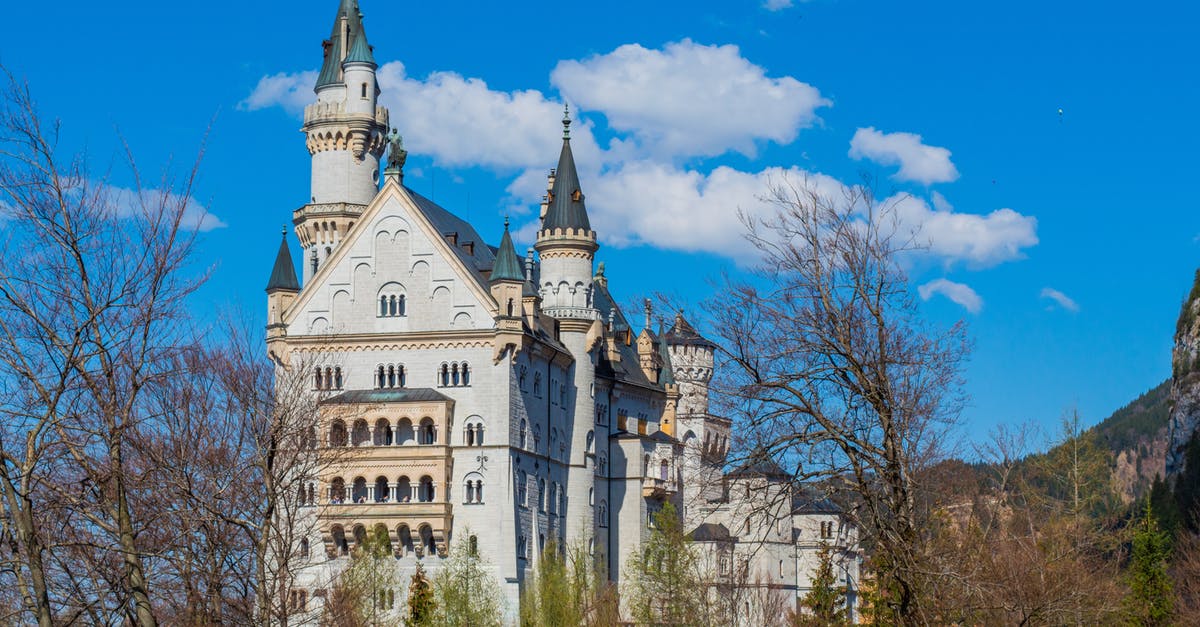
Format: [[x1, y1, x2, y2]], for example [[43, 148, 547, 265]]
[[268, 2, 861, 622]]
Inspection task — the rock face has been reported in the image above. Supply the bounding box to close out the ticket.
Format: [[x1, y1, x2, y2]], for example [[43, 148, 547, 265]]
[[1168, 271, 1200, 476]]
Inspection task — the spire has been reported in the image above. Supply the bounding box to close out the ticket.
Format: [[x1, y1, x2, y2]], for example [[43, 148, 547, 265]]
[[658, 323, 676, 385], [267, 229, 300, 292], [542, 105, 591, 232], [315, 0, 363, 88], [490, 218, 525, 283], [344, 21, 375, 66]]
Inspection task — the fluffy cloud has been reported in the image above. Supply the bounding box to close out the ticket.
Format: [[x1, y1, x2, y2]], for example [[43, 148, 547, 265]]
[[1040, 287, 1079, 312], [763, 0, 795, 10], [551, 40, 829, 158], [849, 127, 959, 185], [918, 278, 982, 313], [887, 195, 1037, 268], [239, 71, 318, 115], [106, 185, 226, 232]]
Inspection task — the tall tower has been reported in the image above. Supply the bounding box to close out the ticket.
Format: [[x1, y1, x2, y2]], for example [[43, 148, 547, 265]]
[[666, 313, 730, 507], [534, 107, 601, 547], [295, 0, 390, 282]]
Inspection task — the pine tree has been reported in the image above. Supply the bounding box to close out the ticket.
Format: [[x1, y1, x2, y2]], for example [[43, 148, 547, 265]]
[[623, 502, 709, 626], [1125, 501, 1174, 626], [798, 543, 846, 625]]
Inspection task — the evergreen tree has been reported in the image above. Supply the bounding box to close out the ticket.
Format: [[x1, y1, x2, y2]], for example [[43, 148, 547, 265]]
[[1149, 473, 1182, 538], [623, 502, 709, 626], [1175, 431, 1200, 533], [429, 532, 505, 626], [798, 543, 846, 625], [405, 562, 435, 627], [1124, 501, 1174, 626]]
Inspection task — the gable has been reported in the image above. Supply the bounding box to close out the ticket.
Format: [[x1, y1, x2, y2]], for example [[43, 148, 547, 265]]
[[285, 182, 499, 337]]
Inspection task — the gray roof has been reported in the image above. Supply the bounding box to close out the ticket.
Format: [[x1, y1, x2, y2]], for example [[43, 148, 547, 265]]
[[690, 523, 735, 542], [657, 328, 675, 385], [315, 0, 364, 89], [320, 388, 452, 405], [665, 313, 717, 349], [489, 222, 524, 283], [593, 282, 654, 388], [266, 232, 300, 292], [792, 490, 843, 515], [404, 186, 496, 289], [542, 115, 591, 232], [728, 448, 790, 480]]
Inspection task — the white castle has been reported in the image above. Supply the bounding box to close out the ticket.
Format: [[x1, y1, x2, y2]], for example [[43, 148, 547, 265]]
[[265, 1, 860, 621]]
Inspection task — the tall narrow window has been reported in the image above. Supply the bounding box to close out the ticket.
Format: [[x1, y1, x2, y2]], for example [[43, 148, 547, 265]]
[[361, 82, 368, 98], [398, 365, 406, 387], [380, 295, 388, 316], [376, 365, 385, 388], [451, 363, 460, 386], [461, 363, 470, 386], [334, 367, 342, 390], [389, 295, 397, 316], [387, 365, 396, 388]]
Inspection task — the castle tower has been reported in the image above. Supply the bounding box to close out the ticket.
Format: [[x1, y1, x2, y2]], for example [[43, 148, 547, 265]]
[[265, 229, 300, 356], [295, 0, 390, 282], [534, 107, 601, 547], [666, 313, 730, 506]]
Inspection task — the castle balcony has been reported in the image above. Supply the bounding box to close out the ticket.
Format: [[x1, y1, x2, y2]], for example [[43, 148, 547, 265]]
[[321, 500, 452, 522], [543, 306, 601, 321], [642, 477, 678, 499]]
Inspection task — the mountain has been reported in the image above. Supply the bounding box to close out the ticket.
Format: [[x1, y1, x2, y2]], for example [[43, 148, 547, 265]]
[[1092, 379, 1171, 503]]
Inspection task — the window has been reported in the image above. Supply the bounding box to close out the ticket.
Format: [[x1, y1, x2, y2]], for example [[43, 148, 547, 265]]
[[361, 82, 368, 98], [518, 534, 527, 560], [596, 453, 607, 477], [438, 362, 471, 387], [821, 521, 834, 539], [313, 365, 345, 391], [299, 538, 310, 559], [519, 419, 528, 449], [329, 421, 348, 447], [418, 476, 435, 503], [598, 500, 608, 528], [589, 487, 594, 506], [660, 460, 669, 481], [517, 472, 528, 507], [378, 291, 406, 317], [289, 589, 308, 611], [465, 419, 484, 446], [585, 431, 594, 454], [534, 373, 542, 397], [519, 365, 528, 391], [418, 418, 436, 445], [538, 478, 546, 512], [548, 481, 558, 515], [463, 473, 484, 504], [377, 364, 407, 389]]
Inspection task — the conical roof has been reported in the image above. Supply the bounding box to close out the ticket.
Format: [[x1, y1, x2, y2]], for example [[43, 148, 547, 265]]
[[315, 0, 364, 88], [491, 220, 524, 283], [344, 24, 375, 66], [266, 231, 300, 292], [542, 108, 591, 232]]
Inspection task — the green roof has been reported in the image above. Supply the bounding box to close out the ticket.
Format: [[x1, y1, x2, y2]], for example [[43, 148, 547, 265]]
[[266, 232, 300, 292], [490, 221, 524, 283], [344, 28, 375, 66], [321, 388, 453, 405], [315, 0, 366, 88]]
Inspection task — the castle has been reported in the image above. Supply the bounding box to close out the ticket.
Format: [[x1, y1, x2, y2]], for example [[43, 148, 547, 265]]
[[265, 1, 860, 621]]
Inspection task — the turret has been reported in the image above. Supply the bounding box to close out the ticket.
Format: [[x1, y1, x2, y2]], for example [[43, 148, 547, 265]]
[[296, 0, 390, 282], [491, 219, 525, 362], [266, 229, 300, 351], [534, 105, 599, 321]]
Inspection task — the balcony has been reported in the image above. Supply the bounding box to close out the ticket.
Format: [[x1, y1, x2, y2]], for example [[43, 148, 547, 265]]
[[642, 477, 678, 499], [322, 500, 452, 521]]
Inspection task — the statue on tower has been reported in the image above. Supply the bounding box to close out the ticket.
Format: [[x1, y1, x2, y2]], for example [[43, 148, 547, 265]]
[[385, 127, 407, 182]]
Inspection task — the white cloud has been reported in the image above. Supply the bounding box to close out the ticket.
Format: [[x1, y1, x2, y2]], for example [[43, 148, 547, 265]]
[[930, 190, 953, 213], [886, 195, 1037, 268], [918, 278, 982, 313], [106, 185, 226, 232], [1040, 287, 1079, 312], [849, 127, 959, 185], [239, 71, 318, 115], [551, 40, 829, 158], [763, 0, 795, 10]]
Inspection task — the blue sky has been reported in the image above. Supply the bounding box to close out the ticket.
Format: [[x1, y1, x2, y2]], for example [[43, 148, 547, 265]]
[[4, 0, 1197, 444]]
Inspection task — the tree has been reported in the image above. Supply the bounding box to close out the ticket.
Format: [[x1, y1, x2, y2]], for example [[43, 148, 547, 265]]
[[405, 562, 435, 627], [325, 526, 401, 627], [706, 179, 968, 623], [0, 67, 206, 627], [623, 501, 708, 625], [429, 531, 504, 626], [520, 535, 619, 627], [798, 544, 846, 625], [1125, 502, 1173, 626]]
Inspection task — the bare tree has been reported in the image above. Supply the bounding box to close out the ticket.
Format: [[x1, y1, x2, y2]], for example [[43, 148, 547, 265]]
[[706, 178, 969, 623]]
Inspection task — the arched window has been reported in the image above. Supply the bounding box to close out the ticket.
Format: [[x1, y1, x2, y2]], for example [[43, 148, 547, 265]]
[[374, 419, 392, 446], [419, 525, 436, 555], [351, 420, 369, 446], [597, 453, 607, 476], [397, 476, 412, 503], [330, 477, 346, 504], [333, 367, 342, 389], [463, 472, 484, 504], [398, 525, 414, 555], [332, 525, 349, 556], [548, 481, 558, 514], [439, 363, 450, 387], [398, 365, 406, 387], [519, 365, 528, 391], [451, 363, 460, 386], [378, 285, 406, 317], [395, 419, 414, 445], [538, 478, 546, 512], [387, 365, 396, 388], [598, 500, 608, 528], [314, 367, 323, 390], [374, 476, 390, 503], [660, 460, 669, 481], [534, 373, 542, 397], [418, 476, 435, 502], [586, 431, 594, 454], [329, 421, 347, 447], [519, 419, 527, 449], [517, 472, 528, 507], [306, 482, 315, 505], [461, 363, 470, 386], [379, 295, 388, 317], [589, 487, 594, 506], [299, 538, 310, 559], [418, 418, 436, 445], [464, 418, 484, 446], [518, 534, 527, 560], [361, 82, 367, 98], [352, 477, 368, 503]]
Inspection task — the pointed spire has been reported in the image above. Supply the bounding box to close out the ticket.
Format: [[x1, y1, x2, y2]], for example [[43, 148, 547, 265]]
[[490, 218, 525, 283], [267, 228, 300, 292], [542, 105, 591, 232], [344, 23, 375, 66], [658, 321, 676, 385], [315, 0, 363, 89]]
